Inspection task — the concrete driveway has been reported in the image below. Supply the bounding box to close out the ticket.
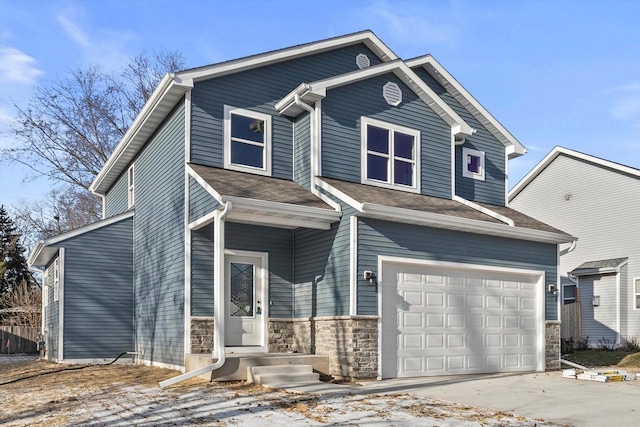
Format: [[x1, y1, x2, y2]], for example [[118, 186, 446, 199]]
[[355, 371, 640, 427]]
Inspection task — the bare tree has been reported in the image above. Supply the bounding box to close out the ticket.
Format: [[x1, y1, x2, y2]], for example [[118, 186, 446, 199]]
[[2, 50, 185, 244], [0, 280, 41, 327]]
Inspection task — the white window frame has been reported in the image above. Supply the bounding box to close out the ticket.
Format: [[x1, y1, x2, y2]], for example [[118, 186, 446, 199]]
[[462, 147, 485, 181], [127, 164, 135, 208], [360, 117, 420, 193], [53, 258, 60, 302], [224, 105, 272, 176], [634, 278, 640, 310], [43, 269, 49, 307]]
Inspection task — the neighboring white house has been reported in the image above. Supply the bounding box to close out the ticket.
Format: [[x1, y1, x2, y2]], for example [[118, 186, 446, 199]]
[[509, 146, 640, 346]]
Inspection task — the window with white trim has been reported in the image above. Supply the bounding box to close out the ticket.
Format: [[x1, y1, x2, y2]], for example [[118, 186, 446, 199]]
[[224, 106, 272, 176], [462, 147, 485, 181], [43, 269, 49, 307], [127, 164, 135, 208], [361, 117, 419, 192], [53, 258, 60, 302], [635, 278, 640, 309]]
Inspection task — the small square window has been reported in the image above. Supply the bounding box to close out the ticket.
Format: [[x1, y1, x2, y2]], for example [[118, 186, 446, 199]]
[[462, 147, 485, 181], [361, 117, 420, 192], [563, 284, 576, 305], [224, 106, 271, 176]]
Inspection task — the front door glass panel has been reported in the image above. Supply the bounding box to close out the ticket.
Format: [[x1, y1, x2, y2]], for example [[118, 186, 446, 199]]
[[229, 262, 254, 317]]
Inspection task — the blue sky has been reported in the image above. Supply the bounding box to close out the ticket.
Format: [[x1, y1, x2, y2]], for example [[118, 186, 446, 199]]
[[1, 0, 639, 209]]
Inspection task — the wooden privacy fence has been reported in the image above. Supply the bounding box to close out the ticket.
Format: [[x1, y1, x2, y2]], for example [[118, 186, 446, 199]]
[[0, 326, 39, 354], [561, 303, 581, 340]]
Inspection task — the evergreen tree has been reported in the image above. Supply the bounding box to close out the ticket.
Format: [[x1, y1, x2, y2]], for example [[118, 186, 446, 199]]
[[0, 205, 33, 305]]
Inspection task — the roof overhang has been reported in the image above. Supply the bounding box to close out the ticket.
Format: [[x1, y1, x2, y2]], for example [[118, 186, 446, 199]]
[[317, 179, 574, 245], [570, 257, 629, 277], [276, 60, 474, 137], [90, 75, 193, 195], [509, 146, 640, 201], [28, 210, 134, 268], [186, 165, 341, 231], [406, 55, 527, 159]]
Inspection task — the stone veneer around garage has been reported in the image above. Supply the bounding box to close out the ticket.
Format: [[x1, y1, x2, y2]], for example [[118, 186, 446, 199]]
[[190, 316, 562, 379]]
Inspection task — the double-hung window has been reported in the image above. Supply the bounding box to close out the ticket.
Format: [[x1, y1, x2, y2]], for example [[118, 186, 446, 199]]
[[361, 117, 419, 192], [635, 278, 640, 309], [224, 106, 272, 176]]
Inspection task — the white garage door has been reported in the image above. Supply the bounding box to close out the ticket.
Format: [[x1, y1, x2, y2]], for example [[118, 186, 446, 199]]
[[381, 261, 543, 378]]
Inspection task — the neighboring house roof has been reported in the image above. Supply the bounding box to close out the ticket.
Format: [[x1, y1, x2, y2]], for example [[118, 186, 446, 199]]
[[28, 210, 134, 268], [406, 55, 527, 159], [318, 178, 573, 244], [275, 60, 474, 136], [89, 30, 397, 196], [187, 164, 340, 230], [509, 146, 640, 201], [570, 257, 629, 276]]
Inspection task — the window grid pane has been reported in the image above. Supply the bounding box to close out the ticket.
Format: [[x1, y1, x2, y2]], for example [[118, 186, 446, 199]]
[[230, 263, 254, 317], [367, 154, 388, 182], [394, 132, 414, 160], [231, 141, 264, 168], [367, 126, 389, 154]]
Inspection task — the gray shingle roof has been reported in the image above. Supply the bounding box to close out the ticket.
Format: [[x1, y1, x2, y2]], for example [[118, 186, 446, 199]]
[[572, 257, 629, 273], [188, 164, 333, 210], [321, 178, 570, 234]]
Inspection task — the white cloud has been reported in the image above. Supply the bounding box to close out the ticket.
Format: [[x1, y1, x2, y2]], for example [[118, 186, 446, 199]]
[[611, 96, 640, 121], [56, 14, 91, 49], [0, 47, 44, 85], [368, 1, 457, 48], [603, 82, 640, 94]]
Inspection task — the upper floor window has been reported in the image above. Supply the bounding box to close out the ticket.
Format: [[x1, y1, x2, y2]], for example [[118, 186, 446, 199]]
[[635, 278, 640, 309], [361, 117, 420, 192], [224, 106, 272, 176], [127, 164, 135, 208], [462, 147, 485, 181]]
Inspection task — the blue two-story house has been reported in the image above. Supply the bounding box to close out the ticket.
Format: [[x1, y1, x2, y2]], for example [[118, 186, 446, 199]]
[[28, 31, 573, 379]]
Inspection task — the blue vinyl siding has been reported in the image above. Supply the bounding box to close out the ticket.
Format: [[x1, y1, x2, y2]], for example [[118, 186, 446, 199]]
[[190, 222, 294, 318], [105, 172, 129, 217], [189, 176, 219, 223], [321, 73, 452, 199], [60, 217, 134, 359], [226, 222, 294, 318], [294, 194, 354, 317], [414, 67, 506, 206], [44, 258, 59, 361], [191, 225, 214, 317], [190, 44, 382, 180], [293, 112, 311, 189], [134, 104, 186, 367], [357, 218, 558, 320]]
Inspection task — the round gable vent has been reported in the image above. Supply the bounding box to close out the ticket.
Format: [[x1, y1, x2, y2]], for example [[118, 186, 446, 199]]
[[355, 53, 371, 69], [383, 82, 402, 106]]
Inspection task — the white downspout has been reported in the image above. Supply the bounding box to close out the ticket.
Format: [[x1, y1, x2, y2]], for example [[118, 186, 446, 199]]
[[159, 201, 232, 388]]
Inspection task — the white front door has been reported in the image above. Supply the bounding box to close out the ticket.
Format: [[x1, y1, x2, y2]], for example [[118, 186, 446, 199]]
[[225, 253, 267, 350]]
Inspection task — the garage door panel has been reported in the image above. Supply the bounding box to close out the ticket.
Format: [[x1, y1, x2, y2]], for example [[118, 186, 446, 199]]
[[382, 262, 542, 378]]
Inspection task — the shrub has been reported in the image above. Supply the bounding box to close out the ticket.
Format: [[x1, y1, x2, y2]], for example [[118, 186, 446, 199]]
[[621, 336, 640, 351], [597, 337, 616, 351], [561, 337, 575, 354], [575, 336, 590, 350]]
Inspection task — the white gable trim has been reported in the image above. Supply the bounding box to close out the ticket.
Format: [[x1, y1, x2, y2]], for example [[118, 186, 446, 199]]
[[509, 146, 640, 201], [406, 55, 526, 159], [277, 61, 474, 137], [179, 31, 398, 82]]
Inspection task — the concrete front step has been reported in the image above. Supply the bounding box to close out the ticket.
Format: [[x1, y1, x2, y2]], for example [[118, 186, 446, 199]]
[[185, 353, 329, 382], [249, 364, 319, 385]]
